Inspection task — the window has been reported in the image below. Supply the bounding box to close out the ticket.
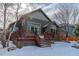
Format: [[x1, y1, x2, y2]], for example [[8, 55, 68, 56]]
[[27, 22, 41, 35], [31, 26, 39, 34]]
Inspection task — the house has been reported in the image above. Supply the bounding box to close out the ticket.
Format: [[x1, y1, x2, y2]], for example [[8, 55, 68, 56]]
[[58, 23, 76, 41], [7, 8, 59, 48]]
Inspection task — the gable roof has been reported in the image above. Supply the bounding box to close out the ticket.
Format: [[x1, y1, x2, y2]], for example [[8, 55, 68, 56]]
[[20, 8, 59, 27], [20, 8, 51, 22]]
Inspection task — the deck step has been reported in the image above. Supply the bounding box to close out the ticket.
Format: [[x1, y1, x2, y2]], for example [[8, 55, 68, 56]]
[[40, 43, 51, 47], [39, 40, 51, 47]]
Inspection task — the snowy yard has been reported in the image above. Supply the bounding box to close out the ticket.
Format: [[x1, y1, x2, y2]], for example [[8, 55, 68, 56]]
[[0, 41, 79, 56]]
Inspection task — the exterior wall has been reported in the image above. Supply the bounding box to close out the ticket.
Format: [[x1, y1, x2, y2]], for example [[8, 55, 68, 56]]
[[26, 21, 57, 35], [30, 10, 49, 21], [68, 27, 75, 36]]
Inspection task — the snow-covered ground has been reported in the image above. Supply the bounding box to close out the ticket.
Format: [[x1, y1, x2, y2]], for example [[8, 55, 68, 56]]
[[0, 41, 79, 56]]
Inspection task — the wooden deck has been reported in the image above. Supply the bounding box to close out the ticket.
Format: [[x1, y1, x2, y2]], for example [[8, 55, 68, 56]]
[[10, 29, 54, 48]]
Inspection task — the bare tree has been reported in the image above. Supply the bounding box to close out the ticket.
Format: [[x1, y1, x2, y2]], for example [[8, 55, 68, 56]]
[[0, 3, 17, 48], [53, 4, 79, 38], [2, 3, 8, 48], [7, 3, 21, 48], [1, 3, 16, 48]]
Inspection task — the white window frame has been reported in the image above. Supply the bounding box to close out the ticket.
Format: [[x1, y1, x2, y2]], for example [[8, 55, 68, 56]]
[[27, 21, 41, 34]]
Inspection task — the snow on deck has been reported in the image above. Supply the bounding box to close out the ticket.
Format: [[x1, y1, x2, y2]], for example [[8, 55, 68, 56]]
[[0, 42, 79, 56]]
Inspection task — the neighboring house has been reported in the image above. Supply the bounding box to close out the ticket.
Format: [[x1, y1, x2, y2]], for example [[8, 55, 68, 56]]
[[58, 23, 77, 41], [67, 25, 76, 36], [58, 23, 76, 41], [59, 23, 76, 36]]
